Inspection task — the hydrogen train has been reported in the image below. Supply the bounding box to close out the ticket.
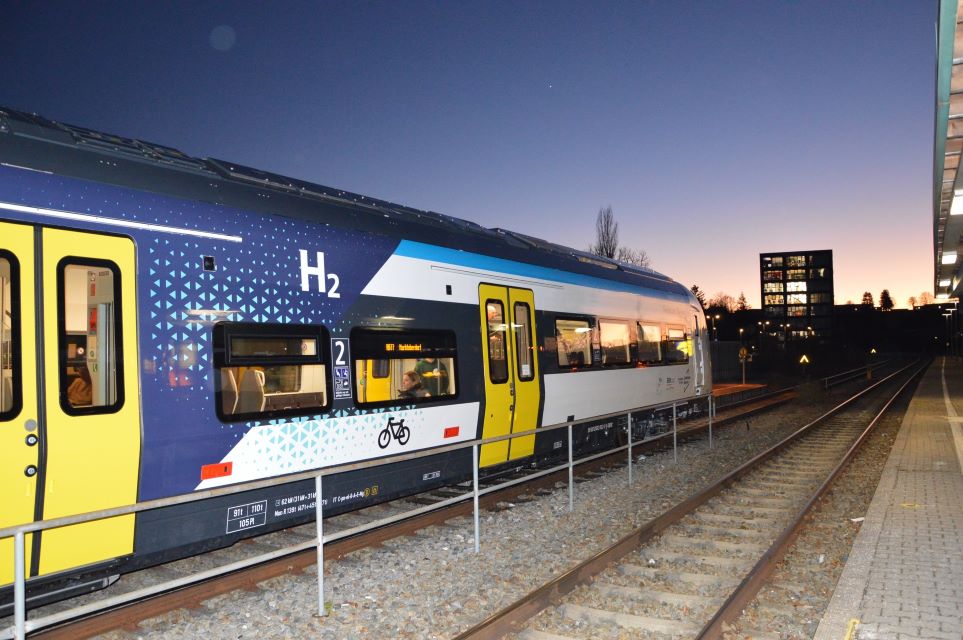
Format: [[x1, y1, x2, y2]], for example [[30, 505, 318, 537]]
[[0, 107, 711, 609]]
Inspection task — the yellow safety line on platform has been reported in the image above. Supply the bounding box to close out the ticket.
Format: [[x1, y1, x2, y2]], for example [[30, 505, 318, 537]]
[[843, 618, 860, 640]]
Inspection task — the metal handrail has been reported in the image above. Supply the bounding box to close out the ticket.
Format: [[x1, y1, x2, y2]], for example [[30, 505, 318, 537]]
[[2, 391, 714, 639], [0, 393, 704, 539]]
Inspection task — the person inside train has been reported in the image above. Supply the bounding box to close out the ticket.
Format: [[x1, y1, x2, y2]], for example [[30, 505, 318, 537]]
[[414, 357, 448, 396], [67, 364, 93, 407], [398, 370, 430, 399]]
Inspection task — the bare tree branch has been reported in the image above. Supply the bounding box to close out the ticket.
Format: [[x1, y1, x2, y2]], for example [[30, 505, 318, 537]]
[[590, 205, 619, 259]]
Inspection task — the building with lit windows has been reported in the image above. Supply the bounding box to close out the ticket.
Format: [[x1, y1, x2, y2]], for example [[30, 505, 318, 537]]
[[759, 250, 834, 341]]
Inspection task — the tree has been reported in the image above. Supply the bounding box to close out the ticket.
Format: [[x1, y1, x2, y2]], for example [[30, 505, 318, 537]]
[[736, 292, 751, 311], [616, 246, 651, 268], [690, 285, 707, 309], [879, 289, 894, 311], [589, 205, 651, 268], [919, 291, 935, 306], [861, 291, 874, 307], [707, 292, 736, 314], [907, 296, 917, 308], [590, 206, 619, 259]]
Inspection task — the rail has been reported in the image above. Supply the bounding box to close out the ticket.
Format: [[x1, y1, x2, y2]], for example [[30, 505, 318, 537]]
[[452, 359, 922, 640], [2, 392, 718, 640], [714, 360, 894, 410]]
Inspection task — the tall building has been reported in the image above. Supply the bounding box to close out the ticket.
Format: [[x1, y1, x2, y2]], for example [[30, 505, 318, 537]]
[[760, 250, 834, 340]]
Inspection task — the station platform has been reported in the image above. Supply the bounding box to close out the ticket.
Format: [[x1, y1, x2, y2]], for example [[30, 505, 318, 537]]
[[814, 357, 963, 640], [711, 382, 766, 397]]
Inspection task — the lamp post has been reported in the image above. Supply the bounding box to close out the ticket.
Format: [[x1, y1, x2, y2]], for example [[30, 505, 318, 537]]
[[710, 314, 721, 341], [944, 311, 952, 354], [739, 327, 744, 344]]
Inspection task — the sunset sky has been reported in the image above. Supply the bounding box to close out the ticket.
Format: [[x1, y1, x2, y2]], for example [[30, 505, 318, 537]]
[[0, 2, 937, 308]]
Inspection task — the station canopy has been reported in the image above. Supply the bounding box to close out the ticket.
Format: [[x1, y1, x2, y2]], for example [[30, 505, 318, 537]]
[[934, 0, 963, 299]]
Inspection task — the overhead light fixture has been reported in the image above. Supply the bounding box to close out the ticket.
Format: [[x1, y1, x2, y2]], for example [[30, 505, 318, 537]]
[[940, 279, 952, 286], [952, 199, 963, 216], [943, 252, 958, 265]]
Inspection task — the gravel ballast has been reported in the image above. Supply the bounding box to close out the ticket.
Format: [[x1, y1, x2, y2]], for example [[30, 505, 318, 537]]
[[83, 388, 869, 639]]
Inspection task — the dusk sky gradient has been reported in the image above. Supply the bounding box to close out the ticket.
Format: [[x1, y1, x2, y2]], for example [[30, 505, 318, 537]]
[[1, 1, 937, 308]]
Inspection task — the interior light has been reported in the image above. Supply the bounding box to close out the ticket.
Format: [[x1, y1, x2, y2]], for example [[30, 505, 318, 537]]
[[942, 252, 958, 265], [940, 279, 952, 287], [937, 293, 950, 300], [952, 198, 963, 216]]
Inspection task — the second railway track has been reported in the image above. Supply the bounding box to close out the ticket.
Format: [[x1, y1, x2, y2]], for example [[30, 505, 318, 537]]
[[456, 361, 925, 640]]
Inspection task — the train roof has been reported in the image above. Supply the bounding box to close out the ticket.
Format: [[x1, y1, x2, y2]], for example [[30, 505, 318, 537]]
[[0, 106, 693, 301]]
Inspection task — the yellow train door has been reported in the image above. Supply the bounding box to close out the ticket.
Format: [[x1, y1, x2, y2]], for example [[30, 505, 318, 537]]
[[0, 224, 142, 584], [37, 228, 142, 575], [0, 222, 40, 585], [478, 285, 540, 467]]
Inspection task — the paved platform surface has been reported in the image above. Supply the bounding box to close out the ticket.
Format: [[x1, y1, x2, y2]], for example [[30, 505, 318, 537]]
[[711, 382, 766, 397], [814, 357, 963, 640]]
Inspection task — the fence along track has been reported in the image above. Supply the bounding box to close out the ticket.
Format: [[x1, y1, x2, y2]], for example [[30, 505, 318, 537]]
[[454, 361, 923, 640], [6, 389, 796, 640]]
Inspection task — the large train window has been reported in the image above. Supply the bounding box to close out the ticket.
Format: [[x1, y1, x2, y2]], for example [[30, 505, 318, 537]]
[[486, 301, 509, 383], [556, 318, 592, 369], [58, 259, 124, 415], [351, 328, 457, 405], [0, 252, 21, 419], [599, 319, 631, 365], [637, 323, 663, 365], [213, 322, 329, 422], [664, 326, 690, 364]]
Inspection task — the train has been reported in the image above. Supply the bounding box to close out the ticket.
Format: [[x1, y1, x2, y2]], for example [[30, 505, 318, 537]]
[[0, 106, 710, 611]]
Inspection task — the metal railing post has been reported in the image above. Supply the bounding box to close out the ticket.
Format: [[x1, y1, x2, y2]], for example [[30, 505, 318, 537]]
[[626, 412, 633, 486], [567, 422, 574, 512], [15, 530, 25, 640], [472, 444, 480, 553], [672, 402, 678, 464], [708, 395, 713, 450], [314, 474, 326, 617]]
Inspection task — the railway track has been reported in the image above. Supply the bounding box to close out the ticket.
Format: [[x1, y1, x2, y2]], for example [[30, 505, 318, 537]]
[[453, 361, 923, 640], [2, 387, 798, 640]]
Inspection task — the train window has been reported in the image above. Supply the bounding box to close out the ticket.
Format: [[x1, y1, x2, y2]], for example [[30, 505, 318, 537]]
[[213, 322, 329, 421], [664, 327, 690, 364], [513, 302, 534, 381], [1, 253, 22, 420], [486, 301, 509, 383], [637, 323, 662, 365], [351, 328, 457, 404], [58, 259, 124, 415], [555, 318, 592, 368], [599, 320, 631, 365]]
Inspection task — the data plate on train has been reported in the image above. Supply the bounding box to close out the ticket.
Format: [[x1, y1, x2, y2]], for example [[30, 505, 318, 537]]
[[225, 500, 268, 533]]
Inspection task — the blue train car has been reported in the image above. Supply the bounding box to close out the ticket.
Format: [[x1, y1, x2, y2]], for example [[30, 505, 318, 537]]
[[0, 107, 710, 608]]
